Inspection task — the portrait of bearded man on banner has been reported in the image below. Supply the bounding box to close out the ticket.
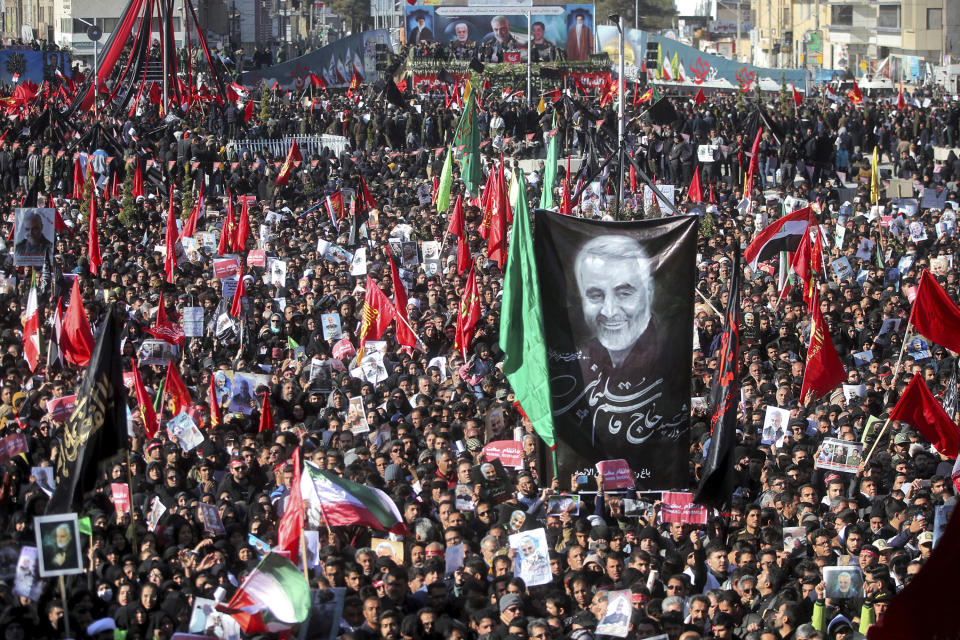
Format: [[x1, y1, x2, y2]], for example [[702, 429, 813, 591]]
[[574, 235, 656, 372], [535, 212, 698, 490]]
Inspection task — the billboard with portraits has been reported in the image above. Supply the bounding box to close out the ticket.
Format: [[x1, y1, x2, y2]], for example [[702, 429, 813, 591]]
[[406, 2, 594, 62]]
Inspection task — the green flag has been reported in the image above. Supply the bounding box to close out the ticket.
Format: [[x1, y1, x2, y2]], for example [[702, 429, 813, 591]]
[[656, 43, 664, 80], [499, 170, 555, 447], [452, 92, 481, 196], [436, 147, 454, 213], [287, 336, 300, 349], [539, 119, 558, 210], [78, 516, 92, 536]]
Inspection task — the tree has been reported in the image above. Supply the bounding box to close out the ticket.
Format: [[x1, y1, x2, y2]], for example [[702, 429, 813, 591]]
[[259, 84, 272, 122], [594, 0, 677, 33], [182, 163, 194, 219], [779, 73, 791, 117], [119, 162, 135, 228]]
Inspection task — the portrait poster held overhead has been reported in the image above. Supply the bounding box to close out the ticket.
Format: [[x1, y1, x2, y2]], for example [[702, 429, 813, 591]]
[[534, 212, 698, 490], [509, 527, 551, 587], [34, 513, 84, 577], [14, 208, 55, 267]]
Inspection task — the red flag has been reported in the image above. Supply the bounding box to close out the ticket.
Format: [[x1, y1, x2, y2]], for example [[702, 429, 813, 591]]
[[144, 292, 186, 346], [694, 87, 706, 106], [164, 361, 193, 416], [359, 174, 377, 211], [791, 83, 802, 108], [309, 72, 326, 89], [72, 158, 85, 200], [131, 360, 159, 439], [889, 372, 960, 458], [447, 193, 465, 237], [218, 192, 235, 256], [243, 99, 254, 123], [561, 175, 572, 216], [132, 158, 144, 198], [88, 176, 101, 275], [346, 71, 361, 99], [230, 273, 246, 318], [356, 276, 397, 358], [61, 278, 94, 367], [629, 162, 637, 193], [909, 270, 960, 354], [688, 165, 703, 203], [181, 180, 203, 239], [258, 391, 274, 433], [455, 263, 482, 359], [396, 78, 407, 93], [897, 84, 906, 110], [479, 165, 498, 240], [743, 127, 762, 197], [164, 186, 177, 283], [487, 160, 509, 269], [868, 488, 960, 639], [208, 374, 221, 428], [798, 292, 845, 403], [847, 81, 863, 104], [234, 195, 250, 252], [275, 139, 302, 186], [388, 251, 417, 349], [456, 232, 471, 277], [276, 448, 304, 563]]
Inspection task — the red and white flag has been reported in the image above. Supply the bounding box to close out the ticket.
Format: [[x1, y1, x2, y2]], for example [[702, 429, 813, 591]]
[[23, 280, 39, 372]]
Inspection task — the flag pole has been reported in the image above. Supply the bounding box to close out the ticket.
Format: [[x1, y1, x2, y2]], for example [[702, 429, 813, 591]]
[[126, 449, 139, 553], [299, 523, 310, 584], [695, 288, 723, 318], [863, 320, 914, 466], [59, 576, 72, 640]]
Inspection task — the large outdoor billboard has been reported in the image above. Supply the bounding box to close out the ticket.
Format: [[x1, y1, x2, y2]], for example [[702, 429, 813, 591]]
[[405, 2, 595, 62]]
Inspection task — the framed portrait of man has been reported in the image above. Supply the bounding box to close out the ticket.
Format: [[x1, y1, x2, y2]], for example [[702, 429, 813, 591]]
[[34, 513, 84, 577], [535, 212, 698, 490], [14, 208, 55, 267]]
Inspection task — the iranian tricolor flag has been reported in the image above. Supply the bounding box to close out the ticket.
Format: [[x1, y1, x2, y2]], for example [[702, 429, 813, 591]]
[[301, 462, 409, 535], [23, 279, 40, 372], [217, 552, 310, 634]]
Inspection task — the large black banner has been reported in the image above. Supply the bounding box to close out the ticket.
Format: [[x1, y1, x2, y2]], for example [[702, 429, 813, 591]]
[[535, 212, 698, 490]]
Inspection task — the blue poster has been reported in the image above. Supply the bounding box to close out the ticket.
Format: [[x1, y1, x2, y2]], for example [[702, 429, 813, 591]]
[[0, 49, 73, 86]]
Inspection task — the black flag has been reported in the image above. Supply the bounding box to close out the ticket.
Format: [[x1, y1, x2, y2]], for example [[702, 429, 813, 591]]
[[694, 247, 742, 509], [47, 307, 128, 514], [384, 78, 407, 110], [535, 212, 698, 490]]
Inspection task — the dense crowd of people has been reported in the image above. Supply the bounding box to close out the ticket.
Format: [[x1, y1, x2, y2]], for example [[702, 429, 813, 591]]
[[0, 44, 958, 640]]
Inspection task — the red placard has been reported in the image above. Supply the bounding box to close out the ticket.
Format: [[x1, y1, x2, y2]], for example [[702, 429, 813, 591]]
[[596, 459, 635, 490], [504, 52, 522, 64], [46, 395, 76, 423], [661, 491, 709, 524], [247, 249, 266, 267], [0, 433, 27, 463], [213, 258, 240, 279], [111, 482, 131, 513], [482, 440, 524, 468]]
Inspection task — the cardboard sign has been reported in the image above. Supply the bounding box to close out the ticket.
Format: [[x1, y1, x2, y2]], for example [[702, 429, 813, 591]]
[[596, 459, 635, 490], [482, 440, 524, 469], [661, 491, 709, 524], [213, 257, 241, 279], [111, 483, 131, 513], [0, 433, 28, 464], [183, 307, 205, 337], [46, 395, 76, 423]]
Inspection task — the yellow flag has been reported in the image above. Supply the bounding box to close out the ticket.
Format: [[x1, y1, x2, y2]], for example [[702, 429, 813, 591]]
[[463, 77, 473, 105], [870, 146, 880, 204], [537, 96, 546, 114]]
